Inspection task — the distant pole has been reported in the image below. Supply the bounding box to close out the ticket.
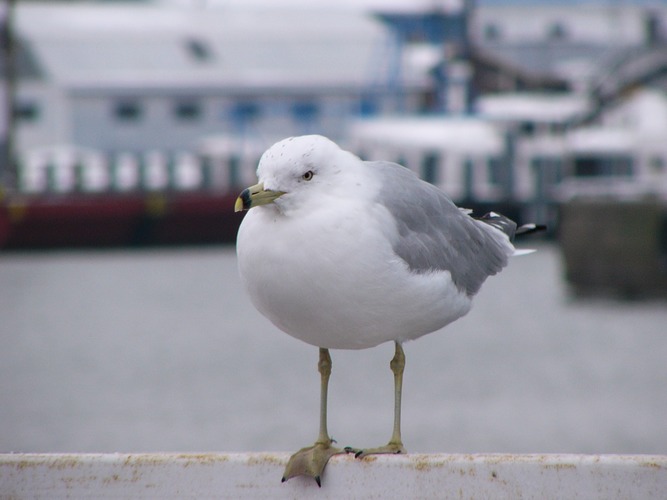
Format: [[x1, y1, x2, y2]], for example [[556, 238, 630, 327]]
[[1, 0, 17, 191]]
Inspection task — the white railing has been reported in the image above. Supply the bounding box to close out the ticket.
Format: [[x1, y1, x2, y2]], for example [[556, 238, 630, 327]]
[[1, 453, 665, 499], [15, 150, 261, 195]]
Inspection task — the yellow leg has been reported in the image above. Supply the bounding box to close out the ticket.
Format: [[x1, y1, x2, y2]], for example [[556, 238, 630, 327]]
[[345, 342, 407, 458], [282, 348, 343, 486]]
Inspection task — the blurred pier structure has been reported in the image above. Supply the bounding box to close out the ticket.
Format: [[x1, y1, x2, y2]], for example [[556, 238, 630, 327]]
[[1, 1, 667, 249], [560, 198, 667, 298], [0, 145, 252, 249], [16, 145, 261, 196]]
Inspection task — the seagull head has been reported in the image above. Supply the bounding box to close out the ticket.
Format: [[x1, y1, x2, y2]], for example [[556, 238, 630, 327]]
[[234, 135, 350, 213]]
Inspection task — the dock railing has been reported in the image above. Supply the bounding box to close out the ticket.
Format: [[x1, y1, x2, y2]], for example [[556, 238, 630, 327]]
[[1, 452, 666, 499], [14, 149, 262, 195]]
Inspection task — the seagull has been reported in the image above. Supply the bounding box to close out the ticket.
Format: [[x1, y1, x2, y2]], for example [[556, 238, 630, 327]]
[[234, 135, 540, 486]]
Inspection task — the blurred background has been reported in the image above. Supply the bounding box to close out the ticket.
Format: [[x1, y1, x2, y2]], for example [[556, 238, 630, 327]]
[[1, 0, 666, 455]]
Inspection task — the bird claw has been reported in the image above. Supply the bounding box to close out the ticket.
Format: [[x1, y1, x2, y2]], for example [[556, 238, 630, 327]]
[[282, 441, 344, 487], [344, 443, 407, 459], [343, 446, 364, 458]]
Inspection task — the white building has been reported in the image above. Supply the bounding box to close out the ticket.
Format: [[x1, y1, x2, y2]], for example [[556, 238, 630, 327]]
[[472, 2, 667, 92], [350, 87, 667, 220], [5, 0, 667, 202], [9, 2, 431, 159]]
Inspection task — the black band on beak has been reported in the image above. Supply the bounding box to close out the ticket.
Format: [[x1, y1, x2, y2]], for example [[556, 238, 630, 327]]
[[239, 188, 253, 211]]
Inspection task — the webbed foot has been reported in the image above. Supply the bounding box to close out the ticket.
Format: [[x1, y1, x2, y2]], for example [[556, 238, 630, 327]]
[[282, 440, 344, 486]]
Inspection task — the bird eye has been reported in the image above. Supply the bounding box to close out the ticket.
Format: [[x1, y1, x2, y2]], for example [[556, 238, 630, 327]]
[[302, 170, 314, 181]]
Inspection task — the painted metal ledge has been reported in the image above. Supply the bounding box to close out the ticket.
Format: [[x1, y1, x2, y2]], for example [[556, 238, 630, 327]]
[[1, 453, 666, 499]]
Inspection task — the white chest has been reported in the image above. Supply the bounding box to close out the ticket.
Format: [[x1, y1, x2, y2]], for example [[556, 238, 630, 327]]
[[236, 203, 470, 349]]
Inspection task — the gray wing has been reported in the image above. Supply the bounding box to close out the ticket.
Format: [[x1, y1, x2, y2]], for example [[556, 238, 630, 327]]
[[367, 161, 514, 297]]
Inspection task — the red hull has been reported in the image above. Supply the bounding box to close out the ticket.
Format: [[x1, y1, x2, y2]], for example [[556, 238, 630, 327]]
[[0, 192, 242, 250]]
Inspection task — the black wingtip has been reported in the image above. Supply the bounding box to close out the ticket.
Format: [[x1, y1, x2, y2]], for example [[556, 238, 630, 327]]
[[476, 212, 518, 239], [281, 476, 287, 483], [516, 223, 547, 236], [315, 476, 322, 487]]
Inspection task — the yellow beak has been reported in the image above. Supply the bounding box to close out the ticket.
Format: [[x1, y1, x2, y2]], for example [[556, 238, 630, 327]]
[[234, 183, 286, 212]]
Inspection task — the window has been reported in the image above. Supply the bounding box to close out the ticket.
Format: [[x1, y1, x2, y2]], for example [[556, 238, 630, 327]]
[[573, 157, 598, 177], [114, 100, 142, 122], [659, 215, 667, 273], [292, 101, 319, 133], [531, 156, 564, 192], [229, 101, 261, 135], [421, 152, 440, 184], [174, 100, 201, 121], [645, 12, 660, 45], [573, 156, 633, 177], [14, 101, 40, 122], [650, 156, 665, 173], [547, 22, 567, 41], [463, 157, 474, 200], [185, 37, 213, 62], [292, 101, 319, 123], [487, 157, 504, 186], [484, 23, 501, 42], [518, 121, 536, 136], [359, 96, 378, 116], [231, 101, 260, 123]]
